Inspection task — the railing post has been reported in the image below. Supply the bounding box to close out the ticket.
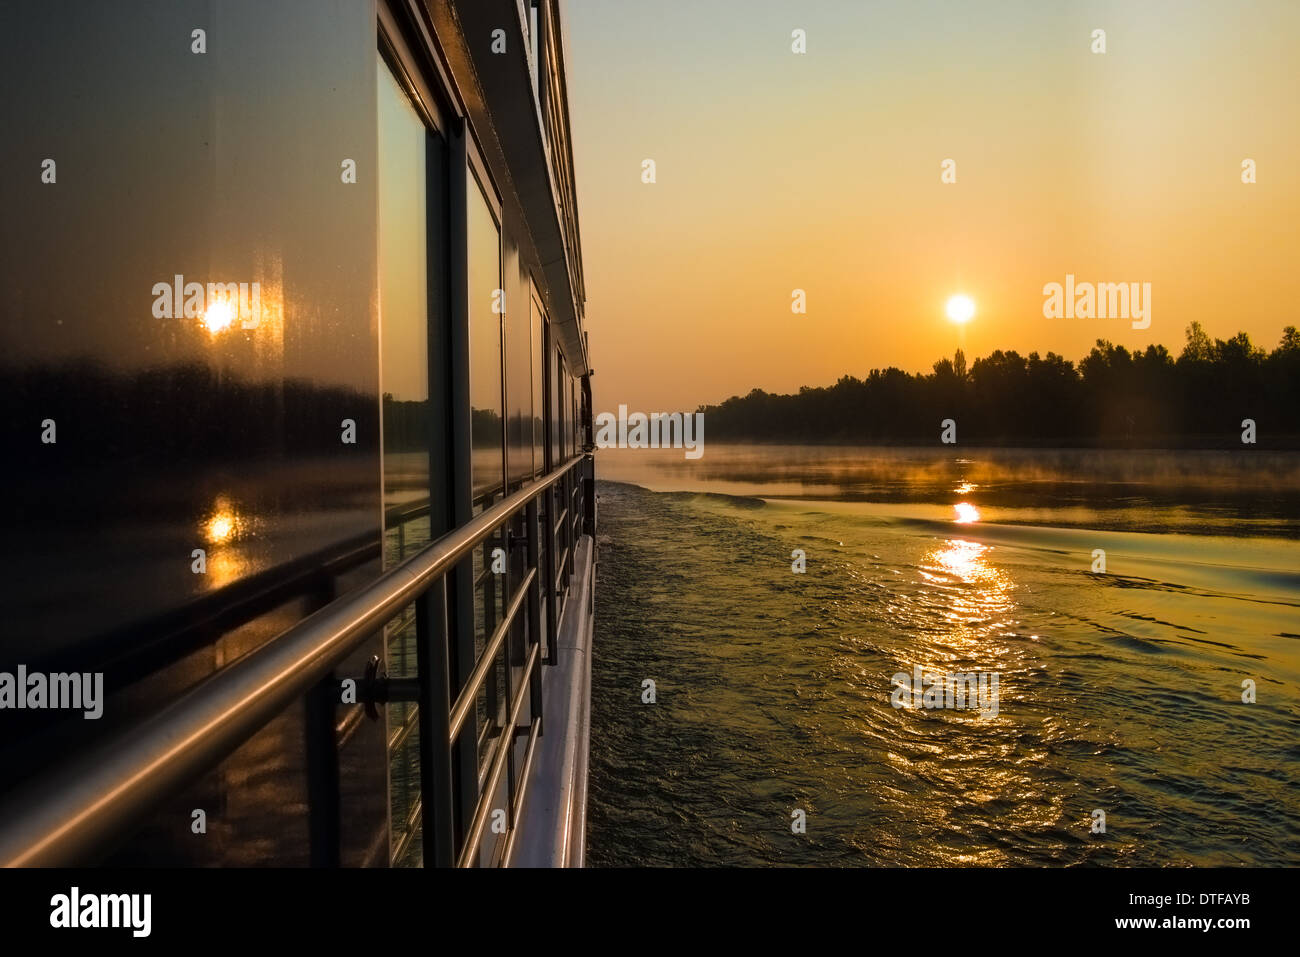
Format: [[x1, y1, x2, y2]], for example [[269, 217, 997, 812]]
[[497, 575, 517, 868], [304, 680, 341, 867], [304, 574, 341, 867], [575, 466, 581, 555], [543, 478, 558, 665], [565, 470, 575, 580], [525, 496, 543, 729], [583, 453, 595, 535], [448, 555, 480, 853], [416, 578, 456, 867], [482, 494, 500, 733]]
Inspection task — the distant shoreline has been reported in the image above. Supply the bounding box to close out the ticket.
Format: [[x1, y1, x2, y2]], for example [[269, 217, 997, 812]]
[[686, 325, 1300, 452], [672, 435, 1300, 451]]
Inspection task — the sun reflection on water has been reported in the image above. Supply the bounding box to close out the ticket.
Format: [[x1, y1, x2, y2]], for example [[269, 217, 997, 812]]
[[933, 538, 989, 579], [953, 501, 980, 523], [922, 537, 1015, 630]]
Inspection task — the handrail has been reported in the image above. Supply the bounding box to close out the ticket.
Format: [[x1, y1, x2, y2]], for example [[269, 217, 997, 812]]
[[0, 453, 588, 867]]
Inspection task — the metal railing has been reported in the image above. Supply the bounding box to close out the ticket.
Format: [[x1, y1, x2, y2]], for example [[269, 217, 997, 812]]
[[0, 453, 592, 868]]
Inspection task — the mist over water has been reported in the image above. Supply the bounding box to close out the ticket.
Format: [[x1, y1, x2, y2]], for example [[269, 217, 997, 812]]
[[587, 445, 1300, 866]]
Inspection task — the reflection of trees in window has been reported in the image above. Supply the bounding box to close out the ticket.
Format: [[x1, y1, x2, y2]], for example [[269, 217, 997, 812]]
[[506, 413, 533, 452], [471, 408, 504, 448], [382, 394, 435, 453], [5, 362, 376, 466]]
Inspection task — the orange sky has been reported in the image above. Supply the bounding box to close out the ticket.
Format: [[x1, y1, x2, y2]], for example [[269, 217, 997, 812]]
[[566, 0, 1300, 413]]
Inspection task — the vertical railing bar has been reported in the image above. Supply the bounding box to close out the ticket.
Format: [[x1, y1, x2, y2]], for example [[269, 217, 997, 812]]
[[524, 495, 543, 734], [543, 476, 558, 665], [415, 576, 455, 867], [304, 679, 342, 867], [484, 515, 499, 732], [565, 471, 574, 580], [583, 452, 595, 536], [304, 574, 341, 868], [499, 516, 518, 864], [557, 477, 566, 600]]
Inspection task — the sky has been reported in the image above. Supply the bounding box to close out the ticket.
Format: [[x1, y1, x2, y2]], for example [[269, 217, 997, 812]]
[[564, 0, 1300, 413]]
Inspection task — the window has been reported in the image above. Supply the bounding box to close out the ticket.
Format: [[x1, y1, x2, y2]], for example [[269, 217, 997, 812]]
[[530, 293, 545, 475], [569, 375, 578, 456], [505, 240, 534, 487], [378, 56, 431, 556], [467, 168, 504, 504], [552, 349, 565, 464], [377, 49, 437, 868]]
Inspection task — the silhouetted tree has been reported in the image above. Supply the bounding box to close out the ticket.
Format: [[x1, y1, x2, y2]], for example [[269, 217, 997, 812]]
[[699, 326, 1300, 447]]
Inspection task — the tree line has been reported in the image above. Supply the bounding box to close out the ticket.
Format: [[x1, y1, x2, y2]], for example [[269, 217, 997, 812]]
[[698, 324, 1300, 447]]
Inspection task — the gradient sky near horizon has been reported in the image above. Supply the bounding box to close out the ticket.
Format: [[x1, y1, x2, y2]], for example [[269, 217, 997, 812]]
[[565, 0, 1300, 413]]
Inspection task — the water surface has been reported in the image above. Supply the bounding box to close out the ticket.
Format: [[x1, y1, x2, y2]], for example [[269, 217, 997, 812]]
[[587, 445, 1300, 866]]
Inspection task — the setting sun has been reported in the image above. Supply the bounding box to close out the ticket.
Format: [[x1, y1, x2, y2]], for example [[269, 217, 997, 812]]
[[946, 294, 976, 325]]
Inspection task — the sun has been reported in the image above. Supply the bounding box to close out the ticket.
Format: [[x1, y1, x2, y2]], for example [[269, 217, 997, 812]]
[[946, 294, 976, 324]]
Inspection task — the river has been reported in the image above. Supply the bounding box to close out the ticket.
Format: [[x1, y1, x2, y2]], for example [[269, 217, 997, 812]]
[[586, 445, 1300, 866]]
